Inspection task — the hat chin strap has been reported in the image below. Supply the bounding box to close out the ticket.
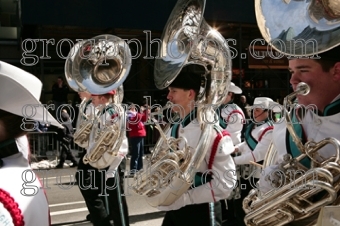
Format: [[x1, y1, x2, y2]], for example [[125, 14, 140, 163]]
[[254, 109, 268, 122]]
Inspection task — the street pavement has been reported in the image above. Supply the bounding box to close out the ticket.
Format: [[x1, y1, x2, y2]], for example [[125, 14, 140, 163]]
[[34, 155, 166, 226]]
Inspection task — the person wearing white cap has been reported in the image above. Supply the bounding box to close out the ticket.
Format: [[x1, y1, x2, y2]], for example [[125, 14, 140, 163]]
[[226, 97, 280, 226], [217, 82, 246, 224], [234, 97, 280, 165], [76, 90, 130, 226], [0, 61, 63, 226], [218, 82, 245, 146]]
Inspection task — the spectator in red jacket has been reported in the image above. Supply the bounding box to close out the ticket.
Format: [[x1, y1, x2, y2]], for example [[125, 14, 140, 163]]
[[127, 102, 149, 174]]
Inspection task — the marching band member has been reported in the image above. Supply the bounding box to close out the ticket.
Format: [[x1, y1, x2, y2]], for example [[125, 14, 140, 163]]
[[229, 97, 279, 226], [259, 47, 340, 225], [217, 82, 245, 224], [218, 82, 245, 145], [242, 0, 340, 225], [233, 97, 279, 165], [76, 90, 130, 226], [0, 61, 62, 226], [157, 71, 236, 226]]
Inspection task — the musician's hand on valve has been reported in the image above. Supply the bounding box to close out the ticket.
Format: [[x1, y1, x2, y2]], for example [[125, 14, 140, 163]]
[[157, 192, 193, 211], [258, 165, 282, 194]]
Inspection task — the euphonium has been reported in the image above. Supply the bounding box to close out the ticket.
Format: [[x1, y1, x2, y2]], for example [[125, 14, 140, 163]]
[[64, 35, 131, 169], [131, 0, 232, 207], [262, 82, 311, 169], [242, 83, 340, 226]]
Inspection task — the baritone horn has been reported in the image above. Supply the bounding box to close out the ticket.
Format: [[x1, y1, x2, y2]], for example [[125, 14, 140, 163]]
[[64, 34, 131, 169], [242, 0, 340, 225], [131, 0, 232, 207], [262, 82, 310, 169]]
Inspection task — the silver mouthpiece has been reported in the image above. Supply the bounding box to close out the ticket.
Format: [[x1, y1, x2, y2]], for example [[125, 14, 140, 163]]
[[296, 82, 310, 96]]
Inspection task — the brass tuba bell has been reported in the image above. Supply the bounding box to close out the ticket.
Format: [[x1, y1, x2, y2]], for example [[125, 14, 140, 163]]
[[255, 0, 340, 57], [66, 34, 131, 95]]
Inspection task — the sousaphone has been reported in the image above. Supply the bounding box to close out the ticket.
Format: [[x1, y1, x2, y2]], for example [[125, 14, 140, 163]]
[[64, 35, 130, 226], [64, 34, 131, 169], [132, 0, 232, 207]]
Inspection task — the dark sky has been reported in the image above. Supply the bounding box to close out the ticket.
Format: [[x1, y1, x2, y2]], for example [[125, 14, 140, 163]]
[[21, 0, 256, 30]]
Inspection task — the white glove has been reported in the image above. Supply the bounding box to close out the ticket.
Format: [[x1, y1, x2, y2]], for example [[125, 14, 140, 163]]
[[157, 192, 193, 211]]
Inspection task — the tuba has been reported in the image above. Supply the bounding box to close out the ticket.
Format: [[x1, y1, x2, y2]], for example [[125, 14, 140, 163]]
[[243, 1, 340, 225], [131, 0, 232, 207], [64, 34, 131, 169]]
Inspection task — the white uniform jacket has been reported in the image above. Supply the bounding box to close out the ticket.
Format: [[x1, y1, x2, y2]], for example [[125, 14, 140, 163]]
[[234, 121, 273, 165], [87, 103, 128, 179], [219, 103, 245, 146], [260, 96, 340, 192], [160, 109, 236, 210], [0, 136, 50, 226]]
